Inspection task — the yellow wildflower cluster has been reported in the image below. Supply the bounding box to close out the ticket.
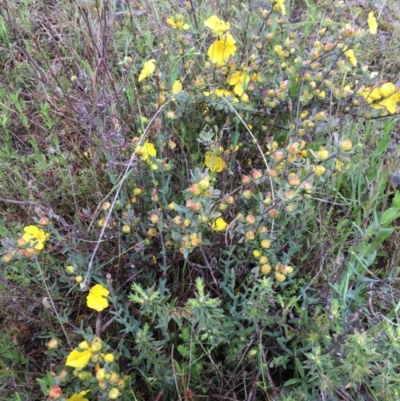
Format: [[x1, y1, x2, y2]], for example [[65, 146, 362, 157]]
[[166, 15, 190, 31], [204, 15, 237, 66], [14, 225, 50, 258], [136, 140, 157, 163], [359, 83, 400, 114], [62, 337, 127, 400]]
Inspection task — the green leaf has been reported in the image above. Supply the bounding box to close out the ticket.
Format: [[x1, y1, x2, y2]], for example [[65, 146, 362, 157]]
[[284, 378, 304, 387], [381, 208, 400, 226], [295, 357, 305, 378], [392, 191, 400, 208]]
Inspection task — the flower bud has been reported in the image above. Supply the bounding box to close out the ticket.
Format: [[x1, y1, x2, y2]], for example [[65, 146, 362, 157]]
[[149, 214, 159, 224], [253, 250, 261, 259], [245, 214, 256, 224], [314, 165, 326, 176], [197, 179, 210, 191], [242, 175, 251, 184], [260, 239, 271, 249], [101, 202, 111, 211], [251, 169, 263, 180], [242, 190, 253, 199], [96, 368, 106, 381], [225, 195, 234, 205], [104, 353, 114, 363], [39, 216, 49, 225], [280, 264, 294, 274], [122, 225, 131, 233], [108, 388, 120, 400], [66, 265, 75, 274], [261, 264, 272, 275], [189, 184, 202, 196], [268, 209, 279, 218], [275, 272, 286, 282], [317, 148, 329, 160], [91, 338, 102, 352], [340, 139, 352, 151], [47, 338, 58, 349], [288, 176, 300, 187], [49, 386, 62, 399], [245, 231, 256, 240]]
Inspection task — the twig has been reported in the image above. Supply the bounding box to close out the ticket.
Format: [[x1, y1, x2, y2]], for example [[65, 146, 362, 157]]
[[171, 345, 183, 401]]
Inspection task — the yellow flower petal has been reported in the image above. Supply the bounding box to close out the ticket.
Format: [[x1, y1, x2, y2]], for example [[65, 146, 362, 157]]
[[211, 217, 228, 232], [21, 225, 49, 250], [167, 16, 190, 30], [86, 284, 109, 312], [65, 349, 92, 370], [344, 49, 357, 67], [379, 83, 395, 98], [137, 141, 157, 162], [138, 59, 156, 82], [207, 34, 236, 66], [227, 71, 250, 96], [205, 152, 226, 172], [208, 89, 239, 102], [274, 45, 285, 58], [66, 390, 90, 401], [368, 11, 378, 35], [274, 0, 286, 15], [172, 80, 183, 94], [204, 15, 230, 35]]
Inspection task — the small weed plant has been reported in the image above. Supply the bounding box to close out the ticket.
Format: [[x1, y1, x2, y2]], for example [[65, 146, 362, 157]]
[[1, 0, 400, 400]]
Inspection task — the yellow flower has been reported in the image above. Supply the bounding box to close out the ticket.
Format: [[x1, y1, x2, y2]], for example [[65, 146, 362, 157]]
[[211, 217, 228, 232], [136, 141, 157, 161], [379, 83, 395, 97], [335, 159, 351, 172], [251, 72, 263, 83], [375, 93, 400, 114], [172, 80, 183, 94], [214, 89, 237, 100], [227, 71, 250, 96], [273, 0, 286, 15], [66, 390, 90, 401], [344, 49, 357, 67], [206, 88, 238, 102], [138, 59, 156, 82], [241, 93, 249, 102], [205, 152, 226, 172], [360, 84, 400, 114], [204, 15, 230, 35], [368, 11, 378, 35], [21, 225, 49, 251], [65, 349, 92, 370], [207, 34, 237, 66], [166, 16, 190, 30], [274, 45, 285, 58], [86, 284, 109, 312], [359, 87, 381, 104]]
